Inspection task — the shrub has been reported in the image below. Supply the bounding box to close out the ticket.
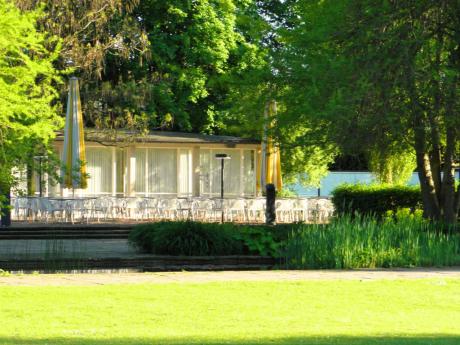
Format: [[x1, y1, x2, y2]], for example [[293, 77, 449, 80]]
[[235, 226, 281, 257], [332, 184, 422, 218], [283, 215, 460, 269], [128, 221, 244, 256]]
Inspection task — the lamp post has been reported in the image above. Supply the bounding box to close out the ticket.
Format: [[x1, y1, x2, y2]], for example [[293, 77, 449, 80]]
[[34, 155, 47, 197], [215, 153, 231, 223]]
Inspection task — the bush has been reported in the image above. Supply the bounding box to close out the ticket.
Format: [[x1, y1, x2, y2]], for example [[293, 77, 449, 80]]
[[128, 221, 244, 256], [283, 215, 460, 269], [128, 222, 293, 257], [332, 184, 422, 218]]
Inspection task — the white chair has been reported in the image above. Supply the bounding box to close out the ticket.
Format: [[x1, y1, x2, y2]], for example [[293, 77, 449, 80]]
[[315, 198, 334, 222], [158, 198, 178, 220], [275, 199, 295, 223], [246, 198, 265, 223], [138, 198, 160, 220], [67, 198, 93, 223], [123, 197, 142, 220], [226, 199, 247, 222], [91, 197, 112, 222], [192, 198, 217, 222], [38, 198, 65, 223], [176, 198, 192, 220], [292, 198, 309, 222], [13, 197, 29, 221]]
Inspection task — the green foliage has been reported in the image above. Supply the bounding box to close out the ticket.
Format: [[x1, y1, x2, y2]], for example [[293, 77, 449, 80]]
[[128, 221, 244, 256], [129, 222, 292, 257], [15, 0, 149, 80], [284, 215, 460, 269], [368, 148, 417, 185], [0, 0, 61, 193], [235, 226, 281, 257], [332, 184, 422, 218], [252, 0, 460, 221]]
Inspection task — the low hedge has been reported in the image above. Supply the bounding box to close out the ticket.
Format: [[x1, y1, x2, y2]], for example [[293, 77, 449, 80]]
[[332, 184, 422, 218], [128, 221, 292, 257], [128, 221, 244, 256]]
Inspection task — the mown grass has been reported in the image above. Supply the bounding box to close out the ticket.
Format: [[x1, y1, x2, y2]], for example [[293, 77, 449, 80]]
[[0, 279, 459, 344], [283, 215, 460, 269]]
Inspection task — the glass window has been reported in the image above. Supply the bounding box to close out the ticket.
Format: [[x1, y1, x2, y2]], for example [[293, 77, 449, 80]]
[[178, 149, 191, 196], [243, 150, 256, 196], [199, 149, 255, 197], [147, 148, 177, 194], [86, 147, 113, 195], [134, 149, 146, 195], [199, 149, 211, 195]]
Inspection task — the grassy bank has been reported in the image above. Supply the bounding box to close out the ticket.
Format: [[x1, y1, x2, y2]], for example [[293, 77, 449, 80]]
[[284, 216, 460, 269], [0, 279, 459, 344], [129, 217, 460, 269]]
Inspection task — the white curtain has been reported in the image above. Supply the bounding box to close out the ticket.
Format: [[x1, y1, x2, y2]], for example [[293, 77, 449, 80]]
[[243, 150, 256, 196], [86, 147, 112, 195], [200, 149, 251, 197], [134, 149, 146, 195], [213, 150, 240, 196], [178, 149, 191, 196], [147, 148, 177, 194], [199, 149, 211, 195], [116, 149, 125, 195]]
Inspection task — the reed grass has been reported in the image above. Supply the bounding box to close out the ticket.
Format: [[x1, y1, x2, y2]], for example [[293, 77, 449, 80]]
[[283, 215, 460, 269]]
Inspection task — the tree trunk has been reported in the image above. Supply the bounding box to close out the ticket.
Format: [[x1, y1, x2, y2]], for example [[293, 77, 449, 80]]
[[406, 63, 441, 220], [414, 135, 440, 220], [429, 34, 444, 204], [441, 68, 458, 223]]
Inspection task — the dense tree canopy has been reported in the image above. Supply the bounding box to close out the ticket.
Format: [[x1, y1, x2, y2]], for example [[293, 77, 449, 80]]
[[0, 0, 61, 192], [266, 0, 460, 221], [15, 0, 267, 134]]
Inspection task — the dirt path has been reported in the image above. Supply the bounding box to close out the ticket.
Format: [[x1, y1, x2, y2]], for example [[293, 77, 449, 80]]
[[0, 268, 459, 286]]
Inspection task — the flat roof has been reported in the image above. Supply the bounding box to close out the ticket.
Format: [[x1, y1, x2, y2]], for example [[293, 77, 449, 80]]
[[55, 129, 260, 145]]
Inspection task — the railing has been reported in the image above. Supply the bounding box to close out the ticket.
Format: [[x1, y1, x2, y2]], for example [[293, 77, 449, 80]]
[[10, 196, 334, 224]]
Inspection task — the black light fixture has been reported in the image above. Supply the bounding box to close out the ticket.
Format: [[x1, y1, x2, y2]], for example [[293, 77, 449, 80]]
[[215, 153, 231, 223]]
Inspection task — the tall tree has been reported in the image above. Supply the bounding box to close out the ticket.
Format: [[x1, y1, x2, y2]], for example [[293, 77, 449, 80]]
[[17, 0, 267, 136], [273, 0, 460, 222], [0, 0, 61, 199]]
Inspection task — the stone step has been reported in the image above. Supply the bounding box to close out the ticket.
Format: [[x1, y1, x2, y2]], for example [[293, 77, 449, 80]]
[[7, 224, 135, 231], [0, 234, 130, 240], [0, 229, 131, 234], [0, 255, 277, 273], [0, 224, 133, 239]]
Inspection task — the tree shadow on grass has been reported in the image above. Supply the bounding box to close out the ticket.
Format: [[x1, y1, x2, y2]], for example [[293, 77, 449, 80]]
[[0, 335, 459, 345]]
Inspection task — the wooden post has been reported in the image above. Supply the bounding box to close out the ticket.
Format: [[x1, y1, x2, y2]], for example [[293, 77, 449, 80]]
[[265, 183, 276, 225]]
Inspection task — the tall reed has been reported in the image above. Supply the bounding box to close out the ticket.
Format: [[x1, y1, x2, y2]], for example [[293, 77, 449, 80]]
[[283, 215, 460, 269]]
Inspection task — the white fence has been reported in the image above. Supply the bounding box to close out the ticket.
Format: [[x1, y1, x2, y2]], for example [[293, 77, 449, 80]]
[[11, 197, 334, 224]]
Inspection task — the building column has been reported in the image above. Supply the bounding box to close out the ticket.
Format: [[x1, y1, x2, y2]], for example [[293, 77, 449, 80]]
[[192, 146, 200, 197], [126, 146, 135, 197], [112, 147, 116, 197]]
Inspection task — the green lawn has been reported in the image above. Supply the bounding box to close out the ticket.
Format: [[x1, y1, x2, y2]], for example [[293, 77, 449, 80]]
[[0, 278, 459, 345]]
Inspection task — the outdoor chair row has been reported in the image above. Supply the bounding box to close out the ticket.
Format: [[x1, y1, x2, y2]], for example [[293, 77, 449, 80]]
[[11, 196, 333, 223]]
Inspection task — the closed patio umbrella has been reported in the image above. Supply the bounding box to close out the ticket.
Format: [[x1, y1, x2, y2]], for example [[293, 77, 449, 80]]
[[62, 77, 87, 190], [257, 100, 282, 193]]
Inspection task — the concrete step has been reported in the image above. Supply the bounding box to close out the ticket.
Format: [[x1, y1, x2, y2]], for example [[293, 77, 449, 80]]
[[7, 224, 135, 231], [0, 234, 130, 240], [0, 229, 131, 235], [0, 255, 277, 273], [0, 224, 134, 239]]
